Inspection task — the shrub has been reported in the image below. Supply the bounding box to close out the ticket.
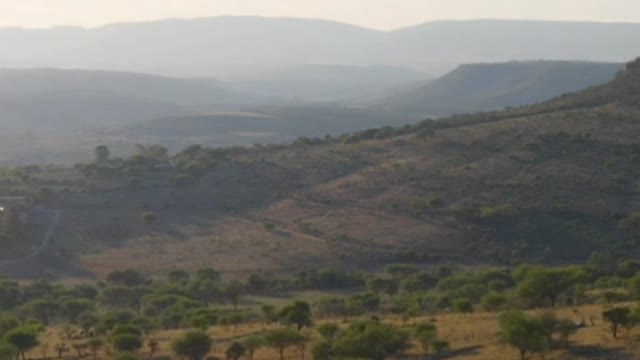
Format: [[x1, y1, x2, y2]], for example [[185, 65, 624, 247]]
[[171, 330, 212, 360], [112, 334, 143, 353], [142, 212, 157, 224], [332, 320, 408, 360]]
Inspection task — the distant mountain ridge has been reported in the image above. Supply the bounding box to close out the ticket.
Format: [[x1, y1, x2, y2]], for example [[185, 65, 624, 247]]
[[0, 17, 639, 76], [377, 61, 623, 116]]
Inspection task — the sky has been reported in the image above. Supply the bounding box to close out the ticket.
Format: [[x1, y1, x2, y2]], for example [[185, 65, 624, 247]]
[[0, 0, 639, 30]]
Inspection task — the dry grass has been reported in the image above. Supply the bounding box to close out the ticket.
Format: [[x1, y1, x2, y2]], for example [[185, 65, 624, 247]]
[[29, 304, 640, 360]]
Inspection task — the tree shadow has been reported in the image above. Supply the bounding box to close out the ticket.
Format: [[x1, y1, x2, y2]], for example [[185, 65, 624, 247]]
[[566, 344, 634, 359], [400, 345, 484, 359]]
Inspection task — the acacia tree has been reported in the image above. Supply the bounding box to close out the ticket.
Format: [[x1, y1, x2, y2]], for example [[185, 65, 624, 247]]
[[23, 299, 59, 326], [498, 310, 547, 360], [225, 342, 246, 360], [332, 320, 408, 360], [0, 343, 17, 360], [171, 330, 212, 360], [517, 267, 585, 307], [279, 301, 313, 331], [223, 281, 243, 310], [264, 328, 305, 360], [413, 323, 438, 357], [602, 307, 636, 338], [4, 326, 40, 360], [61, 298, 94, 324], [241, 336, 265, 360]]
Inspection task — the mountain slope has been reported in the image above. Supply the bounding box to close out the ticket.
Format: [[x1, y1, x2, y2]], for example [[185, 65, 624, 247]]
[[0, 17, 639, 77], [50, 59, 640, 277], [0, 69, 273, 133], [378, 61, 622, 116]]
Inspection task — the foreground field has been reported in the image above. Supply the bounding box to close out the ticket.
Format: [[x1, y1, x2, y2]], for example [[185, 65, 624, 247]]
[[27, 304, 636, 360]]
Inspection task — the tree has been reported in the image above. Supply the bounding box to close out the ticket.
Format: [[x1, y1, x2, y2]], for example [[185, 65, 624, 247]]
[[365, 277, 398, 296], [78, 312, 100, 334], [61, 298, 94, 324], [332, 320, 408, 360], [112, 325, 143, 338], [188, 279, 221, 307], [112, 334, 143, 353], [498, 310, 547, 360], [94, 145, 110, 163], [4, 326, 40, 360], [453, 298, 473, 315], [146, 338, 159, 358], [54, 343, 69, 359], [261, 304, 278, 325], [225, 342, 246, 360], [413, 323, 438, 357], [86, 338, 103, 360], [264, 328, 305, 360], [627, 274, 640, 299], [0, 317, 19, 338], [0, 343, 17, 360], [538, 311, 558, 345], [316, 323, 341, 343], [556, 319, 578, 348], [98, 286, 141, 311], [602, 307, 633, 338], [23, 299, 60, 326], [142, 212, 158, 224], [171, 330, 212, 360], [311, 341, 332, 360], [279, 301, 313, 331], [241, 336, 265, 360], [517, 267, 585, 307], [223, 281, 243, 310], [482, 292, 508, 312]]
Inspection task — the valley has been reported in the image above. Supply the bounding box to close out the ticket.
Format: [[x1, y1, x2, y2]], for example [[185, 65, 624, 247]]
[[1, 8, 640, 360]]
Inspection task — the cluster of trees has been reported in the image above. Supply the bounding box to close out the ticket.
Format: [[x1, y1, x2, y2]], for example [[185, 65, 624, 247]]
[[74, 144, 226, 187], [498, 310, 578, 360], [4, 256, 640, 359]]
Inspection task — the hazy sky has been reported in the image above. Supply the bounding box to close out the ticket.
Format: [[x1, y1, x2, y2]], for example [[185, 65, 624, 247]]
[[0, 0, 639, 30]]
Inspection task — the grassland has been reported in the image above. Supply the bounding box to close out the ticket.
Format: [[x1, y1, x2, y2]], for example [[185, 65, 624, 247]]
[[28, 303, 637, 360]]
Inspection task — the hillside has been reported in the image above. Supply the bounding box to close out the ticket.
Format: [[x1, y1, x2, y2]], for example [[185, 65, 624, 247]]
[[0, 17, 639, 77], [0, 69, 273, 134], [2, 58, 640, 279], [117, 61, 620, 154], [377, 61, 622, 116]]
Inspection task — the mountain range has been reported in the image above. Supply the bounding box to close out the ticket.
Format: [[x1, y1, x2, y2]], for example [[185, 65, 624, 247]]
[[1, 17, 639, 77]]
